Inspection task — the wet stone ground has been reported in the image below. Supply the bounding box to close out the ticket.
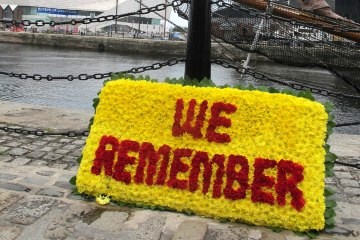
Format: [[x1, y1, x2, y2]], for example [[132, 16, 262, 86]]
[[0, 130, 360, 240]]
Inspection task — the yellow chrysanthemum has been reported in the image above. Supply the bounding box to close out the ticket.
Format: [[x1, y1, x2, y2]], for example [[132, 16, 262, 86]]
[[96, 194, 111, 205], [77, 79, 328, 232]]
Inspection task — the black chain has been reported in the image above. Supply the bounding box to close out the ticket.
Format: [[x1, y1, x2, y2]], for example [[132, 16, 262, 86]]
[[2, 58, 358, 100], [0, 0, 189, 27], [0, 58, 186, 81], [124, 58, 186, 74], [0, 125, 89, 137], [336, 121, 360, 127], [212, 59, 360, 100], [335, 160, 360, 170], [211, 0, 360, 34], [2, 125, 359, 169]]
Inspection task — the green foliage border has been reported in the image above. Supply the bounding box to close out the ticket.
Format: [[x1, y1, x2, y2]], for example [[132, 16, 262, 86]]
[[70, 73, 338, 237]]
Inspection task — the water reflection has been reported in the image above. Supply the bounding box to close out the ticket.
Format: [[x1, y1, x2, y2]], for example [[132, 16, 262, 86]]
[[0, 42, 359, 134]]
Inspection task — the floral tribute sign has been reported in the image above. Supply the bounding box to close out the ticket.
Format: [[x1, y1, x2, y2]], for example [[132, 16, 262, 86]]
[[76, 79, 329, 231]]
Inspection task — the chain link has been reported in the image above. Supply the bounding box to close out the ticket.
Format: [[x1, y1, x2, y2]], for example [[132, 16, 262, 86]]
[[2, 58, 358, 101], [0, 58, 186, 81], [335, 160, 360, 170], [0, 0, 189, 27], [336, 121, 360, 127], [0, 125, 89, 137], [2, 125, 359, 169], [212, 59, 360, 100]]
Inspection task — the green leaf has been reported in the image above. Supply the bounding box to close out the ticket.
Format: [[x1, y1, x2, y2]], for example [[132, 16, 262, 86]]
[[325, 199, 337, 208], [199, 78, 215, 87], [324, 102, 333, 113], [294, 231, 305, 236], [325, 161, 334, 169], [117, 201, 127, 206], [219, 218, 229, 223], [183, 209, 194, 215], [77, 155, 83, 164], [325, 208, 336, 218], [257, 86, 269, 92], [325, 170, 334, 177], [281, 89, 294, 95], [325, 152, 337, 163], [323, 144, 330, 152], [268, 87, 280, 93], [269, 227, 283, 233], [157, 206, 166, 211], [325, 222, 335, 229], [72, 188, 82, 195], [110, 73, 119, 80], [324, 187, 335, 197], [69, 176, 77, 185], [88, 117, 94, 129], [297, 90, 315, 101], [246, 84, 255, 90], [93, 98, 100, 110], [233, 84, 245, 90], [325, 217, 335, 226], [327, 121, 336, 128], [305, 230, 319, 239]]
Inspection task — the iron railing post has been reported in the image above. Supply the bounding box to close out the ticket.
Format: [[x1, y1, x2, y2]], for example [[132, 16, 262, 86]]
[[185, 0, 211, 80]]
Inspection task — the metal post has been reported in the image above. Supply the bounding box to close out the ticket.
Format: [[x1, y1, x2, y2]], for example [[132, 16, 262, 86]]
[[185, 0, 211, 80], [115, 0, 119, 34], [164, 0, 167, 37], [138, 0, 142, 38]]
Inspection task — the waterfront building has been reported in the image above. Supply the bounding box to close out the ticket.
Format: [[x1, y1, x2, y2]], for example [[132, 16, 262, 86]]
[[0, 0, 169, 36]]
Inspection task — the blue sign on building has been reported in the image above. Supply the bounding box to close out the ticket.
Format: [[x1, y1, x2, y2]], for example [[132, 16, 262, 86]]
[[37, 7, 78, 16]]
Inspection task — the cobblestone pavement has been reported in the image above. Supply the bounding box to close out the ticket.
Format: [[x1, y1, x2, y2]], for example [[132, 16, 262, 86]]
[[0, 130, 359, 240]]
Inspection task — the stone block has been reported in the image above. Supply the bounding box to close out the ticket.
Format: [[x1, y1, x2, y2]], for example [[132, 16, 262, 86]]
[[43, 153, 63, 161], [40, 146, 54, 152], [0, 226, 23, 240], [0, 173, 17, 180], [11, 157, 32, 165], [335, 172, 354, 179], [0, 155, 13, 162], [55, 149, 71, 155], [344, 187, 360, 196], [129, 214, 166, 240], [26, 150, 47, 159], [90, 211, 129, 232], [340, 179, 359, 188], [36, 171, 56, 177], [0, 191, 23, 211], [28, 160, 48, 167], [20, 177, 49, 186], [4, 141, 22, 147], [7, 148, 29, 156], [36, 188, 65, 198], [172, 220, 208, 240], [54, 181, 73, 190], [51, 163, 68, 169], [0, 182, 29, 192], [0, 146, 10, 153], [5, 196, 58, 225]]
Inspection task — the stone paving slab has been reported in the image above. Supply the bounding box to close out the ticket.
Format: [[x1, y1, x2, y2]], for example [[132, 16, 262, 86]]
[[0, 101, 359, 239]]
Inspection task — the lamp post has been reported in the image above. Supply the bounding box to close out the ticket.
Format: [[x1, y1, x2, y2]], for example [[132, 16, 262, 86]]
[[115, 0, 119, 34]]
